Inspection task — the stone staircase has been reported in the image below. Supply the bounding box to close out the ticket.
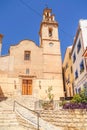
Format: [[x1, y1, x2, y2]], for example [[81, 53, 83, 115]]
[[0, 110, 25, 130], [0, 97, 63, 130], [16, 114, 37, 130], [0, 96, 38, 130], [38, 110, 87, 130], [0, 96, 87, 130], [15, 95, 38, 110], [14, 100, 63, 130]]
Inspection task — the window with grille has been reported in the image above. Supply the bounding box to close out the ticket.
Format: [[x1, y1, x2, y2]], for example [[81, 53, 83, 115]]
[[75, 70, 78, 79], [80, 60, 84, 73], [73, 53, 76, 63], [66, 63, 68, 69], [26, 69, 29, 74], [78, 87, 81, 94], [71, 66, 73, 73], [77, 40, 81, 53]]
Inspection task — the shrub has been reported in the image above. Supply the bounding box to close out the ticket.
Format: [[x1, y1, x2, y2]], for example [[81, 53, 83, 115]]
[[71, 94, 82, 103], [45, 86, 54, 102], [63, 102, 87, 109], [71, 88, 87, 104], [42, 86, 54, 110], [63, 88, 87, 109], [79, 88, 87, 103]]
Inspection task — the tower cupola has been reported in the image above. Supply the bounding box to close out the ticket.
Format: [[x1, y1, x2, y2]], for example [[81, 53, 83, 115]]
[[43, 8, 55, 22], [39, 8, 59, 47]]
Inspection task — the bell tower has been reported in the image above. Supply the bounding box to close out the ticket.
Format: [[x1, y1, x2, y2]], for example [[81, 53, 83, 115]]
[[39, 8, 59, 47], [39, 8, 63, 79]]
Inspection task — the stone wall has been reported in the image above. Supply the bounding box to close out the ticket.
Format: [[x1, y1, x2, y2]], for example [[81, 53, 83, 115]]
[[38, 109, 87, 130], [0, 75, 64, 99], [9, 40, 43, 78]]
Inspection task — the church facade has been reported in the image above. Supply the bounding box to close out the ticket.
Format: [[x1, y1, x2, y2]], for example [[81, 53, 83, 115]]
[[0, 8, 64, 100]]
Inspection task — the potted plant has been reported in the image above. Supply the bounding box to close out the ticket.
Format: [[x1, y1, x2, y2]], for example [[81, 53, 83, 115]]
[[42, 86, 54, 110]]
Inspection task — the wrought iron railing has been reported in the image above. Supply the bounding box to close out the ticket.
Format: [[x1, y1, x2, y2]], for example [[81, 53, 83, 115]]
[[13, 100, 40, 130]]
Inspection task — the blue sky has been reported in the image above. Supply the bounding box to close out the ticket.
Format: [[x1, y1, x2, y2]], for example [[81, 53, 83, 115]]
[[0, 0, 87, 60]]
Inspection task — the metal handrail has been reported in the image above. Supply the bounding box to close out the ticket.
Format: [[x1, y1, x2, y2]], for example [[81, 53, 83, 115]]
[[13, 100, 39, 130]]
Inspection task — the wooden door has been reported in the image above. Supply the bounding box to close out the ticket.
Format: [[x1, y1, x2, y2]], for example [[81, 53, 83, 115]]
[[22, 79, 32, 95]]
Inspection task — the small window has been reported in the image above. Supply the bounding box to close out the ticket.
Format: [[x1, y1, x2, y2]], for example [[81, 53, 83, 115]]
[[78, 88, 81, 94], [66, 63, 68, 69], [69, 52, 71, 59], [24, 51, 30, 60], [26, 69, 29, 74], [49, 28, 52, 37], [66, 74, 70, 85], [77, 40, 81, 53], [71, 66, 73, 73], [83, 82, 87, 96], [73, 53, 76, 63], [75, 88, 78, 94], [83, 82, 87, 89], [80, 60, 84, 73], [75, 70, 78, 79], [67, 74, 70, 84], [72, 82, 74, 95]]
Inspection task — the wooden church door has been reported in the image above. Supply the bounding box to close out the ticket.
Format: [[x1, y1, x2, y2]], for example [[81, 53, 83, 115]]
[[22, 79, 32, 95]]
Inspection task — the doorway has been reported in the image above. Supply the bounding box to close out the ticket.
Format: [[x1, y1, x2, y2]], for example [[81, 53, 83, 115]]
[[22, 79, 32, 95]]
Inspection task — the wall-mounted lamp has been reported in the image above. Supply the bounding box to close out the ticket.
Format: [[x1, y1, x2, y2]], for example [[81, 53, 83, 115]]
[[14, 80, 16, 89], [39, 81, 41, 89]]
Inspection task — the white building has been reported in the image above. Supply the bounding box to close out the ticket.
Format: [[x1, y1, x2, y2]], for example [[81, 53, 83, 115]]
[[71, 20, 87, 94]]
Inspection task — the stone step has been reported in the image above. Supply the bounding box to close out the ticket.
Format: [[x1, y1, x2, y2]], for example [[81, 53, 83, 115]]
[[16, 114, 37, 130], [0, 126, 26, 130], [0, 113, 16, 117], [0, 97, 38, 130], [0, 110, 14, 113], [0, 119, 18, 122], [0, 95, 37, 106], [0, 116, 15, 119], [0, 122, 19, 126], [0, 110, 19, 128], [14, 96, 38, 110]]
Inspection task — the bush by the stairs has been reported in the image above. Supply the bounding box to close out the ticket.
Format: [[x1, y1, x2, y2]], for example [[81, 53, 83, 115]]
[[63, 88, 87, 109], [63, 102, 87, 109]]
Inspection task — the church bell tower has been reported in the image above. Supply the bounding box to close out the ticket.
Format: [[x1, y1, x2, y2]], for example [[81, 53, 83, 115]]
[[39, 8, 59, 46], [39, 8, 63, 79]]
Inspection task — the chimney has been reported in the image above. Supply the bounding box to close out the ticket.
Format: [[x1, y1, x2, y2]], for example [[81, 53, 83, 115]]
[[0, 34, 3, 56]]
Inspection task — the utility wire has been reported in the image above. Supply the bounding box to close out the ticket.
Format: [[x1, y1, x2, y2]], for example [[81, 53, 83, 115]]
[[19, 0, 74, 41], [19, 0, 42, 17], [59, 27, 74, 43]]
